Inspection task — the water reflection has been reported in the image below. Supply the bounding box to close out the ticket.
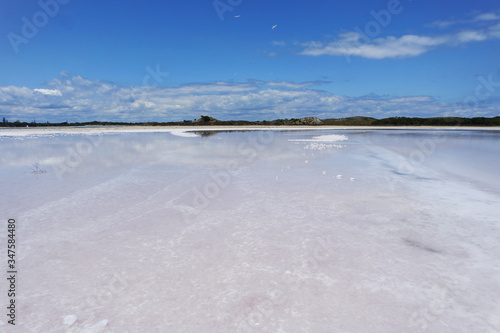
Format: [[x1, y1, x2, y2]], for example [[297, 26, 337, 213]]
[[1, 129, 499, 187], [1, 128, 500, 332]]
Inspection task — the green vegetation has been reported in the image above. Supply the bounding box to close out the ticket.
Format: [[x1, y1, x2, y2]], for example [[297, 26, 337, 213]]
[[371, 116, 500, 126], [322, 116, 377, 126], [0, 116, 499, 127]]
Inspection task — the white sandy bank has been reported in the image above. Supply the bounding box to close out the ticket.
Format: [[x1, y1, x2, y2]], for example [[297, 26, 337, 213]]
[[0, 125, 499, 137]]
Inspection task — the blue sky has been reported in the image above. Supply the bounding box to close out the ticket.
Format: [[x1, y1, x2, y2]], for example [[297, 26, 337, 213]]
[[0, 0, 499, 122]]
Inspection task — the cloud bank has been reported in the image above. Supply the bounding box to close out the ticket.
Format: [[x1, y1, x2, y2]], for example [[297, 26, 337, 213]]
[[0, 74, 496, 123], [299, 12, 500, 59]]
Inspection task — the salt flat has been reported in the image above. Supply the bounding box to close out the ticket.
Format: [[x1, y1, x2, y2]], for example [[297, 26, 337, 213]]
[[1, 125, 499, 137], [0, 128, 499, 332]]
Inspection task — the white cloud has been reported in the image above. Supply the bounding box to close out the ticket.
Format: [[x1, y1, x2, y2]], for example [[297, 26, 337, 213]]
[[429, 20, 457, 29], [0, 75, 497, 122], [489, 23, 500, 38], [474, 12, 500, 22], [429, 12, 500, 28], [389, 96, 434, 103], [261, 81, 316, 89], [299, 13, 500, 59], [131, 99, 156, 109], [300, 33, 447, 59], [455, 30, 487, 43], [34, 89, 62, 96], [71, 75, 93, 86], [0, 86, 33, 100]]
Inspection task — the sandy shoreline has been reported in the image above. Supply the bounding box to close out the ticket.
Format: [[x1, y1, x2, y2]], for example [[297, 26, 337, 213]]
[[0, 125, 499, 137]]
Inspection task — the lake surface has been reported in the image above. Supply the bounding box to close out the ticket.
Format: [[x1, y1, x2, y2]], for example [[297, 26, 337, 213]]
[[1, 128, 499, 332]]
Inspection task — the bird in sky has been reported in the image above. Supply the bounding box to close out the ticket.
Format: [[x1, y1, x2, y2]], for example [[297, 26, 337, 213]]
[[272, 24, 278, 29], [234, 15, 241, 18]]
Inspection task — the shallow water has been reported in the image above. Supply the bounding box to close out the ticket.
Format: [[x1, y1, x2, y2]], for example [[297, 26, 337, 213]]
[[1, 129, 499, 332]]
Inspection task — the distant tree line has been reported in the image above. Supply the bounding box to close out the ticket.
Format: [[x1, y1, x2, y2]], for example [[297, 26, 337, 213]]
[[1, 116, 500, 127], [370, 116, 500, 126]]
